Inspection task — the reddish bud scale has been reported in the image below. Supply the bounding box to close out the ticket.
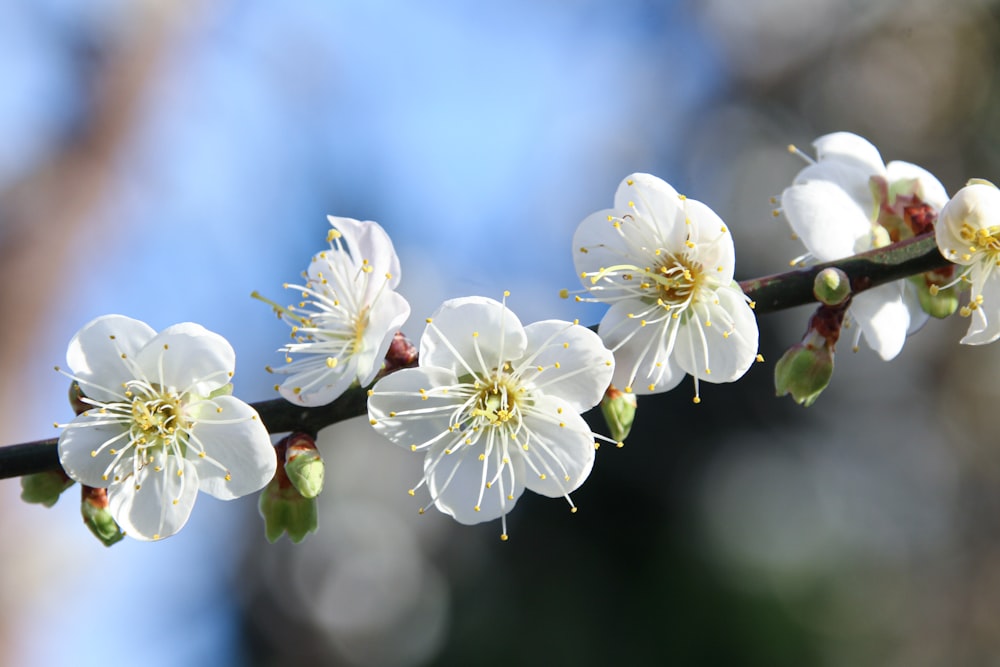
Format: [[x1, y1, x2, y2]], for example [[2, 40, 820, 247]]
[[807, 301, 850, 347], [904, 203, 937, 236], [383, 331, 418, 374], [271, 438, 293, 491], [82, 485, 110, 510], [284, 432, 318, 463]]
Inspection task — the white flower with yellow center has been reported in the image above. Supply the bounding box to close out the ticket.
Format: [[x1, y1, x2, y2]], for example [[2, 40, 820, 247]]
[[56, 315, 276, 541], [777, 132, 948, 359], [367, 295, 615, 540], [570, 173, 758, 400], [264, 216, 411, 406], [935, 181, 1000, 344]]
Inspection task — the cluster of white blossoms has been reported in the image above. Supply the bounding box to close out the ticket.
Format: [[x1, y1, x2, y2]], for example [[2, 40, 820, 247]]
[[56, 315, 275, 541], [265, 215, 411, 407], [569, 173, 759, 402], [55, 144, 997, 543], [935, 180, 1000, 344], [777, 132, 949, 359], [367, 295, 615, 540]]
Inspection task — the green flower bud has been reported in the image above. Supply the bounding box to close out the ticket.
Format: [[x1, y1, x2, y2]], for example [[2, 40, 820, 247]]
[[910, 275, 959, 319], [812, 268, 851, 306], [774, 333, 834, 407], [21, 470, 75, 508], [600, 386, 636, 445], [81, 486, 124, 547], [284, 433, 324, 499], [258, 477, 318, 543]]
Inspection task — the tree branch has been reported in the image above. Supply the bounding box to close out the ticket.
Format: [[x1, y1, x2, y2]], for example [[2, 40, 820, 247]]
[[0, 231, 953, 480], [740, 232, 946, 314]]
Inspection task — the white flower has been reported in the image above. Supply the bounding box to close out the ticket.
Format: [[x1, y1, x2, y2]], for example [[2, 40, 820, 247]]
[[56, 315, 276, 541], [778, 132, 948, 359], [266, 216, 411, 406], [367, 295, 615, 540], [935, 181, 1000, 344], [570, 173, 758, 400]]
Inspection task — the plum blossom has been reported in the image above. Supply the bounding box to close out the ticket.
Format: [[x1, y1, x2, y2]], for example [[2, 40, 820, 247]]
[[935, 181, 1000, 344], [570, 173, 758, 401], [367, 295, 615, 540], [56, 315, 275, 541], [263, 216, 411, 406], [777, 132, 948, 359]]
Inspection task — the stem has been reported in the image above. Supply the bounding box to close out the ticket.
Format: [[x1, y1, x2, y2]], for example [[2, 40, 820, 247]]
[[0, 232, 952, 480], [740, 233, 945, 314]]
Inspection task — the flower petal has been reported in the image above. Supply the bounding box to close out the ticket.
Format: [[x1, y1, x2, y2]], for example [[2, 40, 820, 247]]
[[354, 289, 411, 387], [108, 452, 199, 541], [420, 297, 527, 377], [327, 216, 403, 292], [188, 395, 276, 499], [58, 416, 129, 487], [520, 396, 596, 498], [673, 286, 758, 382], [424, 438, 526, 524], [961, 271, 1000, 345], [793, 161, 876, 211], [685, 198, 736, 283], [850, 283, 910, 360], [936, 183, 1000, 265], [812, 132, 886, 177], [614, 173, 688, 251], [886, 161, 949, 211], [520, 320, 613, 412], [902, 280, 930, 336], [66, 315, 156, 403], [277, 355, 360, 407], [781, 181, 873, 261], [135, 323, 235, 397], [598, 300, 685, 394], [369, 367, 462, 450]]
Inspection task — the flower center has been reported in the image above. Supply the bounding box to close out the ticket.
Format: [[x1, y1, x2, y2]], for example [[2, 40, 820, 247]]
[[650, 254, 703, 308], [128, 387, 188, 452], [463, 369, 527, 430], [960, 222, 1000, 261]]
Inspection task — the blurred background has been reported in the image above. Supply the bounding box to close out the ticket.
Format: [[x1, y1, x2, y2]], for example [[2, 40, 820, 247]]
[[2, 0, 1000, 665]]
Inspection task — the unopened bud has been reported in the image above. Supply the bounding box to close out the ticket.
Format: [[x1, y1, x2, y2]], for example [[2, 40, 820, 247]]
[[774, 331, 834, 407], [258, 477, 318, 543], [284, 433, 324, 499], [813, 268, 851, 306], [81, 486, 124, 547], [21, 469, 74, 508], [383, 331, 418, 374], [600, 386, 637, 443], [911, 274, 959, 319]]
